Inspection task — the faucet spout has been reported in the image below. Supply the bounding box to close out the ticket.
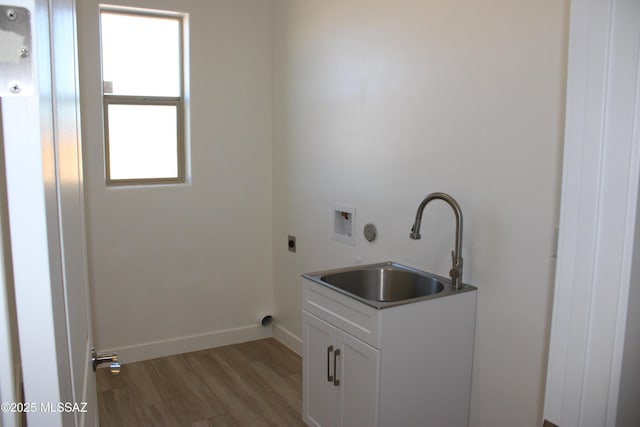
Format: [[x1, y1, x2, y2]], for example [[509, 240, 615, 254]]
[[410, 192, 464, 290]]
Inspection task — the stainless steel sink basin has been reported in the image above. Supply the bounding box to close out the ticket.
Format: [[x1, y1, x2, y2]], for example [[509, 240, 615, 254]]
[[320, 268, 444, 302], [303, 262, 475, 309]]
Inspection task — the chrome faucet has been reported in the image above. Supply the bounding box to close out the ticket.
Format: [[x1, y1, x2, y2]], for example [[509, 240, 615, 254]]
[[410, 192, 464, 290]]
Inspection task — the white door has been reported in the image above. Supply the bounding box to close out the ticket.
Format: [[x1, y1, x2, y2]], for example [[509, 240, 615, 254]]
[[303, 311, 338, 427], [336, 329, 380, 427], [1, 0, 98, 426]]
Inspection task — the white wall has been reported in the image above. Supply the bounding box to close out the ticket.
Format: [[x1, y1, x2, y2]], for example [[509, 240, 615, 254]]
[[77, 0, 274, 361], [272, 1, 568, 426]]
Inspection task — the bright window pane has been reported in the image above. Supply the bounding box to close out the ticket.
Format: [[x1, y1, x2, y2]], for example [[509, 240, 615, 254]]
[[101, 13, 180, 96], [107, 104, 178, 180]]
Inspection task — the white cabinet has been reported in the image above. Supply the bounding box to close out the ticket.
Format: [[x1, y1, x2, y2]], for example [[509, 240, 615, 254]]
[[302, 277, 477, 427], [303, 311, 380, 427]]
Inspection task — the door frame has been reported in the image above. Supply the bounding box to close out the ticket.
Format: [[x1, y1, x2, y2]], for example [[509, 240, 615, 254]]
[[543, 0, 640, 425], [1, 0, 94, 425]]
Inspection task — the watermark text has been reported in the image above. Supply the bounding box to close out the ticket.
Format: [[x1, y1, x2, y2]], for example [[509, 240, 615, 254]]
[[1, 402, 88, 413]]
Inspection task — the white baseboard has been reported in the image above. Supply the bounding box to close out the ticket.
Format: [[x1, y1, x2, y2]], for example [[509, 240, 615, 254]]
[[273, 323, 302, 356], [101, 324, 273, 364]]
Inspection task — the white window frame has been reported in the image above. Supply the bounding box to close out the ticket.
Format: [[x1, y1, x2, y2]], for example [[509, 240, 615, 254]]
[[100, 6, 186, 186]]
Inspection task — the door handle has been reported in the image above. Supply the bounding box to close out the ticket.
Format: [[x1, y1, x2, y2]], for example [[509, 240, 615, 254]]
[[327, 345, 333, 382], [91, 348, 121, 375], [333, 348, 340, 386]]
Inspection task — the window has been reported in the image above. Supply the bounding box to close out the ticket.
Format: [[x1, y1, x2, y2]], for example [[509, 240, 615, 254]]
[[100, 8, 186, 185]]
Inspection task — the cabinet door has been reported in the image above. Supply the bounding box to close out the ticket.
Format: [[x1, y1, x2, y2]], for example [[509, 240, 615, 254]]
[[303, 311, 338, 427], [336, 329, 381, 427]]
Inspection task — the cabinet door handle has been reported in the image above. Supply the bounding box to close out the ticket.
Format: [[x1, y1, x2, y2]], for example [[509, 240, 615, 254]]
[[327, 345, 334, 382], [333, 348, 340, 386]]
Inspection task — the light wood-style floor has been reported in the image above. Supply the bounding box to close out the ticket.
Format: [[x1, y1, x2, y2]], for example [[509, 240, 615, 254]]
[[96, 338, 306, 427]]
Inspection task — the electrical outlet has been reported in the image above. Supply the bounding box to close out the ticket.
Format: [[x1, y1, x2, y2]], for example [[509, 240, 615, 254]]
[[288, 235, 296, 253]]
